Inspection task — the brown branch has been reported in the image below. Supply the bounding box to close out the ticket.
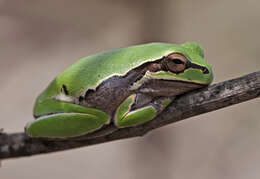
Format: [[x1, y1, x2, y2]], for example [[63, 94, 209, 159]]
[[0, 71, 259, 160]]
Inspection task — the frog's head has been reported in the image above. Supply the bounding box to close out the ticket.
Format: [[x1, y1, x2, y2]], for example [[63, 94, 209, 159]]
[[148, 42, 213, 86], [179, 42, 213, 84]]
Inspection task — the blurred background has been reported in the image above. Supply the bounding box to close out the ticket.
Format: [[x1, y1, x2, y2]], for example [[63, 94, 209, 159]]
[[0, 0, 259, 178]]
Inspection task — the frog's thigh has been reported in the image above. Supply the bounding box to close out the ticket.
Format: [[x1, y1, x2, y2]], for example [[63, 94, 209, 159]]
[[26, 113, 109, 138], [114, 94, 157, 128]]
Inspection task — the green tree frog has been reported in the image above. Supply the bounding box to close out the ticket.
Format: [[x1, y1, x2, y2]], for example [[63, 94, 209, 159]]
[[25, 42, 213, 138]]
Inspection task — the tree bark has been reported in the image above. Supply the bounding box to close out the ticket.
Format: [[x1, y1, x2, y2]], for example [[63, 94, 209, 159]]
[[0, 71, 259, 160]]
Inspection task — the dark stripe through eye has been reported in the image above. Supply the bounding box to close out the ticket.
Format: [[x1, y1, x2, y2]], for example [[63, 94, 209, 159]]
[[188, 62, 210, 74]]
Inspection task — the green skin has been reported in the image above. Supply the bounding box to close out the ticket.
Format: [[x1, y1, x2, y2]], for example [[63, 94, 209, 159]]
[[25, 42, 213, 138]]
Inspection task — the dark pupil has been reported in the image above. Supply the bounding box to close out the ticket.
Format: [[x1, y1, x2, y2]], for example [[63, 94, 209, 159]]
[[172, 58, 184, 64]]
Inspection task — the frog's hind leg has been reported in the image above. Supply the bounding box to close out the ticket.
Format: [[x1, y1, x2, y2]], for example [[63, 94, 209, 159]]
[[26, 111, 109, 138], [114, 94, 172, 128]]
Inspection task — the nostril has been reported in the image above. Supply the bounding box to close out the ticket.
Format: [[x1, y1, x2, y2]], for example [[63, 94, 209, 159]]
[[202, 67, 209, 74]]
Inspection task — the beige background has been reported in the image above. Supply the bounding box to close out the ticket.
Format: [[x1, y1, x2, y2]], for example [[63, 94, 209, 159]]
[[0, 0, 260, 178]]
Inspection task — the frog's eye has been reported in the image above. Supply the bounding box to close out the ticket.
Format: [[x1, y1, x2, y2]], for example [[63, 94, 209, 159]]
[[165, 53, 187, 73]]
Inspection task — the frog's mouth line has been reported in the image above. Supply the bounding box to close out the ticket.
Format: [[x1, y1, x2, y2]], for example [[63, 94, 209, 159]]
[[160, 78, 209, 86]]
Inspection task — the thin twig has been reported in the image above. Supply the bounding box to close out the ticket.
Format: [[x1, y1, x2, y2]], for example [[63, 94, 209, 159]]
[[0, 71, 259, 160]]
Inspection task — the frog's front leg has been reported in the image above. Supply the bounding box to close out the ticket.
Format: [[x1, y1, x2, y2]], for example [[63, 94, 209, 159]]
[[114, 94, 172, 127]]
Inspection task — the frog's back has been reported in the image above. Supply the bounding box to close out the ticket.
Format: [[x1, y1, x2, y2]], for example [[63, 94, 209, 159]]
[[56, 42, 181, 95]]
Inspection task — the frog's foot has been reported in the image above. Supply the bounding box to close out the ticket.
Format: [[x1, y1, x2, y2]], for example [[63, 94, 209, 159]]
[[25, 110, 110, 138], [114, 94, 172, 128]]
